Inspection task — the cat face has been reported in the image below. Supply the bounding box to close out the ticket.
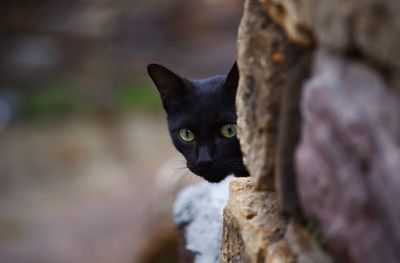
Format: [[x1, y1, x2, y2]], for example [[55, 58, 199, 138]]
[[147, 63, 248, 182]]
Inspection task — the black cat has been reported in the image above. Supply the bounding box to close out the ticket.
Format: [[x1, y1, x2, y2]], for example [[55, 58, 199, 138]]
[[147, 63, 248, 182]]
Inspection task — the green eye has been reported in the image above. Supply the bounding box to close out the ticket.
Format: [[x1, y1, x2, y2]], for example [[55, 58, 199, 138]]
[[221, 124, 237, 138], [178, 128, 195, 142]]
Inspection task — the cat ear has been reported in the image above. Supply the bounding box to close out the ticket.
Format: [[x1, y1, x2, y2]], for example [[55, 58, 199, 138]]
[[224, 62, 239, 92], [147, 64, 186, 112]]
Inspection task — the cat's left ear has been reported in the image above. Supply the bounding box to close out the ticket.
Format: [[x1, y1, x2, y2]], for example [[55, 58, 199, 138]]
[[224, 62, 239, 92], [147, 63, 188, 113]]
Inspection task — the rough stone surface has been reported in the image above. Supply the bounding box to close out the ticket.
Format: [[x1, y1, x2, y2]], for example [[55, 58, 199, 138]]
[[258, 0, 400, 74], [225, 0, 400, 262], [274, 48, 310, 215], [173, 176, 232, 263], [236, 0, 282, 190], [284, 222, 333, 263], [351, 0, 400, 71], [307, 0, 400, 71], [221, 177, 293, 263], [236, 0, 309, 194], [220, 178, 332, 263], [258, 0, 312, 46], [296, 49, 400, 263]]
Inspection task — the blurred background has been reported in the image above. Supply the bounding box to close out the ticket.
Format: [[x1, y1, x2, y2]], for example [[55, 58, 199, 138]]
[[0, 0, 243, 262]]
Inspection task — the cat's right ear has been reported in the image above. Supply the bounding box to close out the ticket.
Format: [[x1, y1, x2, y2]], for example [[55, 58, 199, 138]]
[[224, 62, 239, 93], [147, 64, 186, 112]]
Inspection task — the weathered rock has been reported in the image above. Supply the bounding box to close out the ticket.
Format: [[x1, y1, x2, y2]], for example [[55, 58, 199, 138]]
[[236, 0, 281, 190], [274, 48, 311, 216], [257, 0, 400, 72], [308, 0, 400, 72], [296, 49, 400, 263], [351, 0, 400, 71], [228, 0, 400, 262], [284, 222, 333, 263], [221, 177, 294, 263], [258, 0, 312, 46], [221, 178, 332, 263], [237, 0, 310, 199]]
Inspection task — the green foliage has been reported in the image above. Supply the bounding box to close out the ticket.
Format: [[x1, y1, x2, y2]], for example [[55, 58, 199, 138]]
[[22, 81, 86, 120], [116, 80, 162, 113], [306, 220, 327, 248], [20, 79, 162, 120]]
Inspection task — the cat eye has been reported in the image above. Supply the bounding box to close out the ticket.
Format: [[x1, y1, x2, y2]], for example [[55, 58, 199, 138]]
[[220, 124, 237, 138], [178, 128, 195, 142]]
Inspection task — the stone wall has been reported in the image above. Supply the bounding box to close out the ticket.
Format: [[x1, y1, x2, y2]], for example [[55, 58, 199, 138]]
[[222, 0, 400, 262]]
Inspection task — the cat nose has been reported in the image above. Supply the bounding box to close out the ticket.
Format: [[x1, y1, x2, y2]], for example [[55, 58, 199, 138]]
[[197, 147, 213, 169]]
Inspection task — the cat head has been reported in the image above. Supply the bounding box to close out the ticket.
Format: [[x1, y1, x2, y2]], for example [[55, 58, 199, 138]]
[[147, 63, 248, 182]]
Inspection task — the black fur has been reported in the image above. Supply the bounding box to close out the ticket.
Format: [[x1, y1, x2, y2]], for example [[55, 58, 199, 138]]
[[147, 63, 248, 182]]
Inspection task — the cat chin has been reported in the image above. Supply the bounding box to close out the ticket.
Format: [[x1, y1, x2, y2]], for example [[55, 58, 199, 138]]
[[187, 166, 229, 183], [233, 169, 250, 178], [189, 166, 249, 183], [201, 174, 229, 183]]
